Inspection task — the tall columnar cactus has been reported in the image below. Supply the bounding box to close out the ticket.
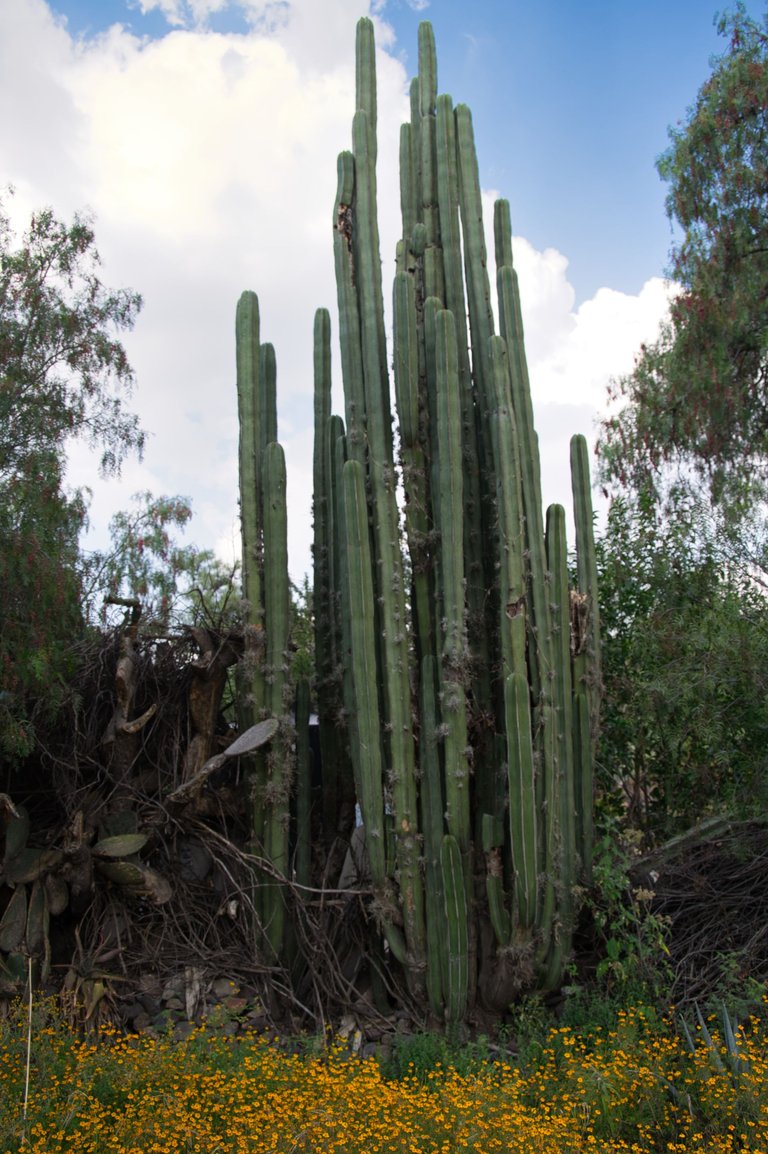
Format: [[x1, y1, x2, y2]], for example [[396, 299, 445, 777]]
[[318, 16, 602, 1012], [570, 432, 600, 881], [236, 291, 267, 725], [239, 15, 602, 1021], [236, 290, 269, 876], [312, 308, 354, 851], [261, 440, 291, 958], [235, 291, 293, 962]]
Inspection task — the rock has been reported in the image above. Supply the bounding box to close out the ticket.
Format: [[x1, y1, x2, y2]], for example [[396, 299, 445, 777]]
[[223, 996, 248, 1013], [121, 1001, 145, 1024], [138, 974, 162, 998], [162, 974, 186, 1002], [212, 977, 240, 1000], [138, 993, 162, 1017]]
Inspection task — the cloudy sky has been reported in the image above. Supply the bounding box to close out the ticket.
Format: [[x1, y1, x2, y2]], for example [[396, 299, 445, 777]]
[[1, 0, 756, 581]]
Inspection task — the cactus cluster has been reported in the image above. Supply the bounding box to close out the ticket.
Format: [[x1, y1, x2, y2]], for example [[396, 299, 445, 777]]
[[235, 18, 601, 1023]]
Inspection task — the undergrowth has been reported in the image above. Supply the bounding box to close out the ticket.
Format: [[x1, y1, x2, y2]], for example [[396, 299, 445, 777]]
[[1, 994, 768, 1152]]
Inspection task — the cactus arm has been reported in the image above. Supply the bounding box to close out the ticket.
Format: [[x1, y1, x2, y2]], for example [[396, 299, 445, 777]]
[[441, 833, 469, 1025], [399, 123, 417, 247], [420, 654, 446, 1014], [294, 675, 312, 893], [312, 309, 335, 809], [482, 813, 512, 946], [262, 440, 291, 959], [434, 309, 471, 854], [351, 48, 426, 985], [393, 271, 435, 663], [333, 151, 367, 465], [489, 337, 527, 683], [574, 690, 594, 882], [544, 502, 576, 984], [259, 342, 278, 450], [355, 16, 377, 163], [342, 459, 386, 882], [504, 672, 538, 932], [455, 104, 496, 426], [451, 101, 497, 826], [570, 432, 600, 879], [342, 458, 407, 963], [235, 290, 266, 715], [494, 200, 550, 701], [570, 433, 602, 744]]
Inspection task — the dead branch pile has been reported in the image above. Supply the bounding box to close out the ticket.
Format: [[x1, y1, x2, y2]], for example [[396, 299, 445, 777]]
[[632, 818, 768, 1007], [0, 623, 400, 1036]]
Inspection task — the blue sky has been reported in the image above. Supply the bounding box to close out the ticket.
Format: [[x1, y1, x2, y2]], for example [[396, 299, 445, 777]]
[[387, 0, 737, 304], [2, 0, 759, 578], [45, 0, 749, 303]]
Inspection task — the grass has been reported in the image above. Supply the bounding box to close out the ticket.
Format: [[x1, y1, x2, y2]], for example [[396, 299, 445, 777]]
[[2, 998, 768, 1152]]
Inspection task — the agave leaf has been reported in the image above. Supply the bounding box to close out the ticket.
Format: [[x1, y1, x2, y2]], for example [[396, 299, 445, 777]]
[[695, 1003, 725, 1072], [6, 847, 63, 885], [722, 1003, 748, 1075], [41, 934, 52, 986], [138, 866, 173, 906], [0, 951, 27, 991], [44, 873, 69, 917], [25, 880, 49, 957], [95, 859, 172, 905], [83, 978, 107, 1021], [0, 794, 21, 820], [0, 885, 28, 952], [680, 1017, 696, 1055], [92, 834, 148, 858], [95, 859, 145, 887], [3, 804, 30, 863]]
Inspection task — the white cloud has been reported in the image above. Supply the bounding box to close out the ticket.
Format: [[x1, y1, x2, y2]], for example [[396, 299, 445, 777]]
[[528, 275, 672, 410], [516, 252, 671, 527], [478, 189, 671, 530], [2, 0, 669, 582], [0, 0, 87, 212]]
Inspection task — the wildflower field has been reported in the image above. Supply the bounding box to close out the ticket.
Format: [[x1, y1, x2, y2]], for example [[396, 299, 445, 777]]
[[2, 1002, 768, 1153]]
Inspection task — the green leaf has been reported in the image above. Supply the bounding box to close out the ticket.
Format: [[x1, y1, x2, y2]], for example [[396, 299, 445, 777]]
[[92, 833, 148, 858]]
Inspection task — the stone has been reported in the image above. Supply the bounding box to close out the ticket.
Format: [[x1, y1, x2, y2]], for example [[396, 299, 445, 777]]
[[212, 977, 240, 1000]]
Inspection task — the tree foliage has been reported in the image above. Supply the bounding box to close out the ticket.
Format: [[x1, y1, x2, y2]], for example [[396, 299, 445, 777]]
[[0, 193, 143, 475], [597, 490, 768, 839], [82, 491, 240, 634], [599, 4, 768, 508], [0, 191, 143, 757], [594, 7, 768, 838]]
